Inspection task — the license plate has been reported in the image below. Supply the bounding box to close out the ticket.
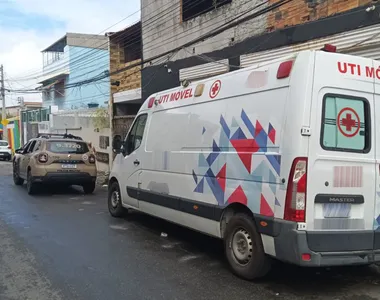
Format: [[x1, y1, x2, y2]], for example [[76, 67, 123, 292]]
[[323, 203, 351, 218], [61, 164, 77, 169]]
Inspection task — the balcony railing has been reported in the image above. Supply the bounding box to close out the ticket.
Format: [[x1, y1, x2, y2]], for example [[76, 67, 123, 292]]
[[43, 51, 65, 67], [39, 51, 70, 83]]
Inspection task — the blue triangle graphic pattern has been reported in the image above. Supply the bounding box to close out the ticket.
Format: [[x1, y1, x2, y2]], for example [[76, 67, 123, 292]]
[[220, 115, 230, 138], [194, 178, 204, 193], [231, 127, 246, 140], [194, 112, 282, 211], [198, 153, 208, 167]]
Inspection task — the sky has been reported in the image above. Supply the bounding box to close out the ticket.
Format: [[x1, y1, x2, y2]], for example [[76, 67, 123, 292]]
[[0, 0, 140, 106]]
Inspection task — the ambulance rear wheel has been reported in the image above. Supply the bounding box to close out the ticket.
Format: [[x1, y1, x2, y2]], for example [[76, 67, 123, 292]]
[[224, 213, 271, 280]]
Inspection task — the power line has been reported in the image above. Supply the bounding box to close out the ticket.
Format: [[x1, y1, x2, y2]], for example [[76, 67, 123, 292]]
[[6, 0, 292, 99], [5, 0, 162, 80], [7, 0, 237, 83], [6, 0, 291, 100], [1, 65, 8, 141], [7, 0, 185, 81]]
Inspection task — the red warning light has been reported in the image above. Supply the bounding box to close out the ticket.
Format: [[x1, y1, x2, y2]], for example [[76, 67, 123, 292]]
[[322, 44, 337, 53], [147, 97, 155, 108]]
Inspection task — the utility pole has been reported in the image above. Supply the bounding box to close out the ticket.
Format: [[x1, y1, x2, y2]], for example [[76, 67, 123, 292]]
[[0, 65, 7, 141]]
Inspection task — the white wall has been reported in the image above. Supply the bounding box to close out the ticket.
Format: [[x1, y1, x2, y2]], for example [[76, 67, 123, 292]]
[[141, 0, 267, 61], [44, 112, 112, 173]]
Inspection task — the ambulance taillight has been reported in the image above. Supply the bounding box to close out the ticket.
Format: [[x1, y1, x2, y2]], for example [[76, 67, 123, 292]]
[[277, 60, 294, 79], [284, 157, 308, 222]]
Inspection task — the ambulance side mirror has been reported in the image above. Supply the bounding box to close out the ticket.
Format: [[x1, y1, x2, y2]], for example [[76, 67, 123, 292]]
[[112, 135, 122, 154]]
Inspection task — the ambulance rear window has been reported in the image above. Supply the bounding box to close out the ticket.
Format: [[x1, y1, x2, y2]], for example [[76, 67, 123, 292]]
[[321, 94, 370, 153], [47, 141, 89, 154]]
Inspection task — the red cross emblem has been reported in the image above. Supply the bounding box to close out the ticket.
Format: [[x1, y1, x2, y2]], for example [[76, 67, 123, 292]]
[[209, 80, 221, 99], [337, 107, 360, 138]]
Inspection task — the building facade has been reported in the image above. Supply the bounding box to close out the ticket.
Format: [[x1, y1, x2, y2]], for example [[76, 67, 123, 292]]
[[38, 33, 110, 111], [141, 0, 378, 100], [4, 101, 42, 118], [107, 22, 142, 139]]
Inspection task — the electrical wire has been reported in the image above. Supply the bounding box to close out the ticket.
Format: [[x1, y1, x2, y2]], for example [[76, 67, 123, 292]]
[[7, 0, 276, 94], [7, 0, 193, 81], [7, 1, 375, 109], [5, 0, 171, 80], [8, 0, 257, 83]]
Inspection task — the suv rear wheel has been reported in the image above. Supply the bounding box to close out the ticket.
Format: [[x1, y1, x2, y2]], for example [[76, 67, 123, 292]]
[[26, 170, 38, 195], [83, 182, 96, 194]]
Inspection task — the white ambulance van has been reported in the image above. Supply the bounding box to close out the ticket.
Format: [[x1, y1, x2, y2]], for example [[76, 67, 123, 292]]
[[109, 45, 380, 280]]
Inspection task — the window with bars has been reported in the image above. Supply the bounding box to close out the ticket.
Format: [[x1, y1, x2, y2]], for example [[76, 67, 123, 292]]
[[182, 0, 232, 22]]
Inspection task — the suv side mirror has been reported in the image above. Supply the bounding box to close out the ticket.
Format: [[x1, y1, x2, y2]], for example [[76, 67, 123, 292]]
[[112, 135, 122, 154], [15, 148, 23, 154]]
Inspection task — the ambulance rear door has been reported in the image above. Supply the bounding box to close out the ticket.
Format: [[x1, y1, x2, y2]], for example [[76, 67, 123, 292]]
[[306, 51, 376, 253]]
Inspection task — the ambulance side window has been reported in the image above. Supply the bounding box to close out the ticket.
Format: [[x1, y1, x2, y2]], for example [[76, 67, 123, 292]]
[[321, 94, 370, 153], [123, 114, 147, 155]]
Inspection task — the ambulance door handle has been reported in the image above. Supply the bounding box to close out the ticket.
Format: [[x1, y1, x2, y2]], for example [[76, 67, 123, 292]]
[[134, 159, 140, 166]]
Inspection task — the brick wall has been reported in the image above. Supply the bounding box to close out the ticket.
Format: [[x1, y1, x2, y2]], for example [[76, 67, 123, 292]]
[[267, 0, 371, 31], [109, 40, 141, 96]]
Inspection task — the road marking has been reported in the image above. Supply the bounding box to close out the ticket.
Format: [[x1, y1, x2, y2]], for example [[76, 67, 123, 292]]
[[178, 255, 201, 263], [161, 242, 182, 249], [81, 201, 96, 205], [110, 224, 129, 231]]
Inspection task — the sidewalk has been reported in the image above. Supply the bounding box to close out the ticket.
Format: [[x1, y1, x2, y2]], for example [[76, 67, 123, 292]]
[[96, 171, 109, 186], [0, 222, 63, 300]]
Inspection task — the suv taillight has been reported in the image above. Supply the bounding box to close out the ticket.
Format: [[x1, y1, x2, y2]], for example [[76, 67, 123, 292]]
[[7, 146, 11, 149], [38, 153, 48, 163], [89, 154, 96, 164], [284, 157, 308, 222]]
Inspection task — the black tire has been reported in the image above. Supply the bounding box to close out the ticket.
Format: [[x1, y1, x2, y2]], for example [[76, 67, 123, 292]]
[[13, 162, 24, 186], [224, 213, 272, 280], [26, 170, 38, 195], [108, 181, 128, 218], [83, 182, 96, 194]]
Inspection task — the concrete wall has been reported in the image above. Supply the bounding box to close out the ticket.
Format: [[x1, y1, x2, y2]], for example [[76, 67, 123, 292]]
[[142, 0, 372, 61], [141, 0, 376, 100], [141, 0, 267, 61]]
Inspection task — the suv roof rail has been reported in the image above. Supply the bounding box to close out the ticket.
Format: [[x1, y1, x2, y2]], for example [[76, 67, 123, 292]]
[[36, 133, 83, 140]]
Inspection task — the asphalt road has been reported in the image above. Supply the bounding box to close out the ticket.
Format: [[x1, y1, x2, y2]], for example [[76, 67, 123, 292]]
[[0, 161, 379, 300]]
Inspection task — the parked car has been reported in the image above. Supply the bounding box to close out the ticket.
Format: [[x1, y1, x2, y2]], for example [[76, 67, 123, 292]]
[[13, 134, 97, 195], [0, 140, 12, 161]]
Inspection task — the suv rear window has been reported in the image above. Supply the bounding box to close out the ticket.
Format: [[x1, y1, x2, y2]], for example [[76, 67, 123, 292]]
[[0, 141, 8, 146], [47, 141, 89, 154], [321, 94, 370, 153]]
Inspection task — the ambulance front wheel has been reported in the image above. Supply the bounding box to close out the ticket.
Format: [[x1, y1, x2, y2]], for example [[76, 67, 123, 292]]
[[108, 181, 128, 218], [224, 213, 271, 280]]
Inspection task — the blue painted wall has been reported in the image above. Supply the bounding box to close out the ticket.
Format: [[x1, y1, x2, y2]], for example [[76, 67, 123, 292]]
[[64, 46, 110, 110]]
